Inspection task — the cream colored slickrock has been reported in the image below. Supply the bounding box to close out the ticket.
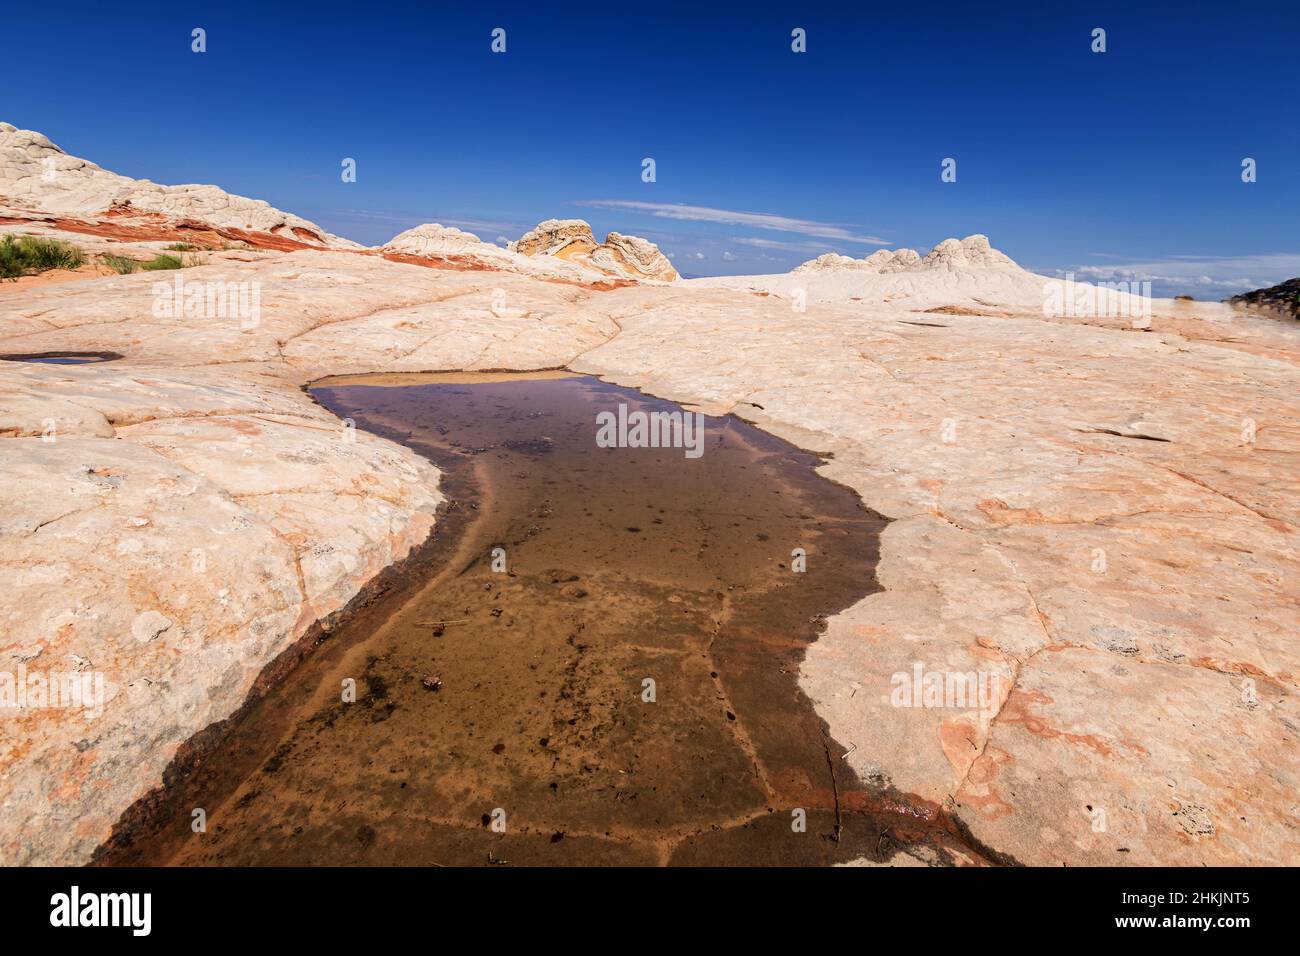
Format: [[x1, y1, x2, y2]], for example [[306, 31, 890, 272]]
[[0, 123, 1297, 866]]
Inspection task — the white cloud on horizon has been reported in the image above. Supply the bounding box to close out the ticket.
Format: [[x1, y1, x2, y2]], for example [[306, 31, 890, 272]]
[[1054, 252, 1300, 295], [575, 200, 889, 246]]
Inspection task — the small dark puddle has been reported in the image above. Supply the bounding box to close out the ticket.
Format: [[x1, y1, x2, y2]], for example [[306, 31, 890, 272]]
[[97, 371, 981, 866], [0, 350, 123, 365]]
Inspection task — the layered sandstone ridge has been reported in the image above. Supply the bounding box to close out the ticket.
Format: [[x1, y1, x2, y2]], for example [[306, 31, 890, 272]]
[[0, 122, 358, 250]]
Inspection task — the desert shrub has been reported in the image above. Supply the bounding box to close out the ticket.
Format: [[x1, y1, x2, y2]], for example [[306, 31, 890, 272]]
[[139, 253, 184, 271], [102, 254, 140, 274], [0, 235, 87, 279]]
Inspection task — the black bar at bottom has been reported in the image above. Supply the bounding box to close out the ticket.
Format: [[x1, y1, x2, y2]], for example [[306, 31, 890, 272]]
[[4, 865, 1279, 941]]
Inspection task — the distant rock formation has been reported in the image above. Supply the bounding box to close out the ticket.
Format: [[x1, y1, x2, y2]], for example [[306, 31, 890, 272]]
[[0, 122, 358, 249], [382, 223, 502, 259], [794, 252, 873, 273], [921, 234, 1016, 270], [382, 219, 676, 283], [590, 231, 679, 282], [1, 123, 676, 283], [795, 235, 1011, 275], [864, 248, 922, 272], [512, 219, 677, 282], [1227, 277, 1300, 319], [512, 219, 600, 259]]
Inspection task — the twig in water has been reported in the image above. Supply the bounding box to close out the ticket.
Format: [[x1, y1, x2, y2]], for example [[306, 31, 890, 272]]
[[821, 733, 843, 843]]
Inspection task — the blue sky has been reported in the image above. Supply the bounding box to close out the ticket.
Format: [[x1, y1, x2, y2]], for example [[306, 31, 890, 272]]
[[4, 1, 1297, 293]]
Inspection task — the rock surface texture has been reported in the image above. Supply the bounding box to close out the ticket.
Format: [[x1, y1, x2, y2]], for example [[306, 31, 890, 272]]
[[0, 129, 1296, 866]]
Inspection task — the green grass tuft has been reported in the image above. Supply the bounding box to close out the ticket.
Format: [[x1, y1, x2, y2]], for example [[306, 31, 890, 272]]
[[104, 251, 205, 274], [102, 254, 140, 275], [139, 253, 184, 271], [0, 235, 87, 280]]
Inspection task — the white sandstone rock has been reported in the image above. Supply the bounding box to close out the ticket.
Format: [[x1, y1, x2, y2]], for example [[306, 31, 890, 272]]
[[0, 121, 359, 248]]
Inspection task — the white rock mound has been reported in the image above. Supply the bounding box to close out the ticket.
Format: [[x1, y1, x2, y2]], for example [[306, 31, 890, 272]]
[[0, 122, 359, 248], [794, 252, 872, 273], [794, 247, 922, 275], [921, 234, 1017, 270], [382, 223, 502, 259], [703, 233, 1156, 317], [697, 234, 1069, 311], [865, 247, 922, 272], [794, 235, 1006, 275]]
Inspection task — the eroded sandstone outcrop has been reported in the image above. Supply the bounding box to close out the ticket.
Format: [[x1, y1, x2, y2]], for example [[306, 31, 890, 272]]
[[0, 122, 357, 250], [1228, 277, 1300, 320], [511, 219, 677, 282], [512, 218, 600, 259], [379, 221, 606, 284], [590, 231, 679, 282]]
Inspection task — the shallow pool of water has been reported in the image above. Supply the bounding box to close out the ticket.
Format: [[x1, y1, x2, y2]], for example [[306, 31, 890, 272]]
[[99, 372, 976, 866], [0, 350, 122, 365]]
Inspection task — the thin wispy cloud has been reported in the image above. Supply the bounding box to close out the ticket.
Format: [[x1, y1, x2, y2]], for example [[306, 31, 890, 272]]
[[575, 200, 888, 246], [730, 236, 843, 253], [322, 209, 531, 236]]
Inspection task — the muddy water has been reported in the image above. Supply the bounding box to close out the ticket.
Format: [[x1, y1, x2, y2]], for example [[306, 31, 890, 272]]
[[99, 372, 974, 866]]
